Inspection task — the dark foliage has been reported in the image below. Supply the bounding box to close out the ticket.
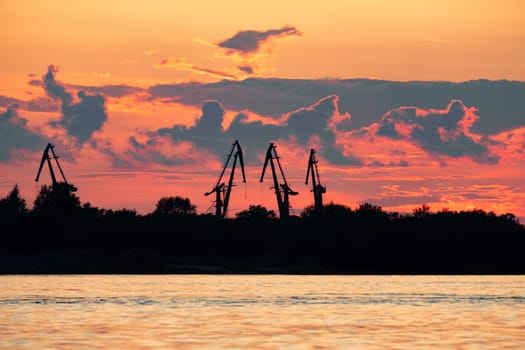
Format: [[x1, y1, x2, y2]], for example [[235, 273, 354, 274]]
[[235, 204, 277, 220], [0, 184, 27, 219], [33, 183, 81, 217], [1, 188, 524, 274], [153, 196, 197, 216]]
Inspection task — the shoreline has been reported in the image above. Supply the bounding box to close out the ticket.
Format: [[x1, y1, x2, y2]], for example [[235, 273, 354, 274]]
[[2, 250, 524, 275]]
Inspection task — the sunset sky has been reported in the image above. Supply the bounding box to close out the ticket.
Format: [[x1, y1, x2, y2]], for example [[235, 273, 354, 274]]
[[1, 0, 524, 220]]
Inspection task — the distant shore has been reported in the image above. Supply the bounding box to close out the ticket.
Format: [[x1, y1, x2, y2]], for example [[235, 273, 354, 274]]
[[2, 249, 524, 275]]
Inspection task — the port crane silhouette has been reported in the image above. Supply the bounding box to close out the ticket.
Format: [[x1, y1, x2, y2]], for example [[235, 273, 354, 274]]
[[205, 140, 246, 218], [305, 148, 326, 211], [35, 143, 77, 192], [260, 142, 298, 219]]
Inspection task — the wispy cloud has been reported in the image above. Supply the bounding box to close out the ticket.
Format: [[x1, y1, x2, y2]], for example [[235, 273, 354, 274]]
[[159, 26, 302, 79], [143, 47, 162, 56], [73, 71, 111, 78], [154, 57, 238, 80], [216, 25, 302, 76]]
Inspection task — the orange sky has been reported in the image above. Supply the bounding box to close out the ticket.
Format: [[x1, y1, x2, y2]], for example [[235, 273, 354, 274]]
[[2, 0, 524, 93], [1, 0, 524, 220]]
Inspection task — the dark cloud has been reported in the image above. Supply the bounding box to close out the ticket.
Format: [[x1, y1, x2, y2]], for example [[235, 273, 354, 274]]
[[1, 94, 60, 113], [225, 112, 290, 162], [148, 78, 316, 122], [0, 104, 46, 162], [90, 139, 134, 169], [43, 65, 73, 107], [283, 95, 357, 164], [156, 100, 232, 154], [237, 66, 254, 74], [218, 26, 302, 54], [375, 100, 498, 164], [367, 160, 410, 167], [0, 95, 23, 108], [144, 83, 512, 166], [28, 79, 41, 87], [68, 84, 144, 98], [148, 78, 525, 135], [24, 96, 60, 113], [43, 65, 108, 144], [139, 95, 360, 166]]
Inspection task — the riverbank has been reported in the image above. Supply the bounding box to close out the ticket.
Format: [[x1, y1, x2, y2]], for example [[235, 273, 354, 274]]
[[2, 248, 524, 275]]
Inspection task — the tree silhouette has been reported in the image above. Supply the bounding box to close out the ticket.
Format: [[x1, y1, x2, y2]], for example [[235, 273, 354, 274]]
[[153, 196, 197, 216], [356, 202, 383, 214], [33, 183, 81, 216], [105, 208, 138, 218], [81, 202, 106, 219], [413, 204, 431, 218], [301, 201, 352, 219], [0, 184, 27, 218], [1, 178, 525, 274], [235, 204, 277, 220]]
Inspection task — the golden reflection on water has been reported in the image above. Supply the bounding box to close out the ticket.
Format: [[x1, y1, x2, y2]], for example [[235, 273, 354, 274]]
[[1, 275, 525, 349]]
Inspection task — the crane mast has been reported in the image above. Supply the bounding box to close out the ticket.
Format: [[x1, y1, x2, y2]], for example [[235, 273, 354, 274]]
[[305, 148, 326, 211], [205, 140, 246, 218], [259, 142, 298, 219], [35, 143, 77, 192]]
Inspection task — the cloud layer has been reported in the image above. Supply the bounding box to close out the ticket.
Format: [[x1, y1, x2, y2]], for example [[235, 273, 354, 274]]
[[3, 73, 524, 171], [148, 79, 525, 135], [133, 94, 359, 166]]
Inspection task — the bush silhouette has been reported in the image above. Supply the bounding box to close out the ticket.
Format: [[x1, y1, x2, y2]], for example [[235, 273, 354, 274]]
[[153, 196, 197, 216], [235, 204, 277, 220]]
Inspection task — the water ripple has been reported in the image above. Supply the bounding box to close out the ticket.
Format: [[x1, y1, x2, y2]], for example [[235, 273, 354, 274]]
[[2, 293, 524, 306], [1, 275, 525, 349]]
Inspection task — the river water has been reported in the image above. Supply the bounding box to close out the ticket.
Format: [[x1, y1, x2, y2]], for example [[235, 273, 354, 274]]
[[1, 275, 524, 349]]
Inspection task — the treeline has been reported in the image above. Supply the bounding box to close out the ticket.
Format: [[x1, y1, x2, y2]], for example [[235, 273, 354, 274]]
[[1, 184, 524, 274]]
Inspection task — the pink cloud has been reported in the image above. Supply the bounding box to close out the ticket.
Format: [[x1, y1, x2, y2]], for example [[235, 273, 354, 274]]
[[372, 100, 498, 164]]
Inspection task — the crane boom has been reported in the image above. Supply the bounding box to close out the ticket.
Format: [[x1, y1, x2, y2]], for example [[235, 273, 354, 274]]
[[35, 143, 77, 192], [259, 142, 298, 219], [205, 140, 246, 218], [305, 148, 326, 211]]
